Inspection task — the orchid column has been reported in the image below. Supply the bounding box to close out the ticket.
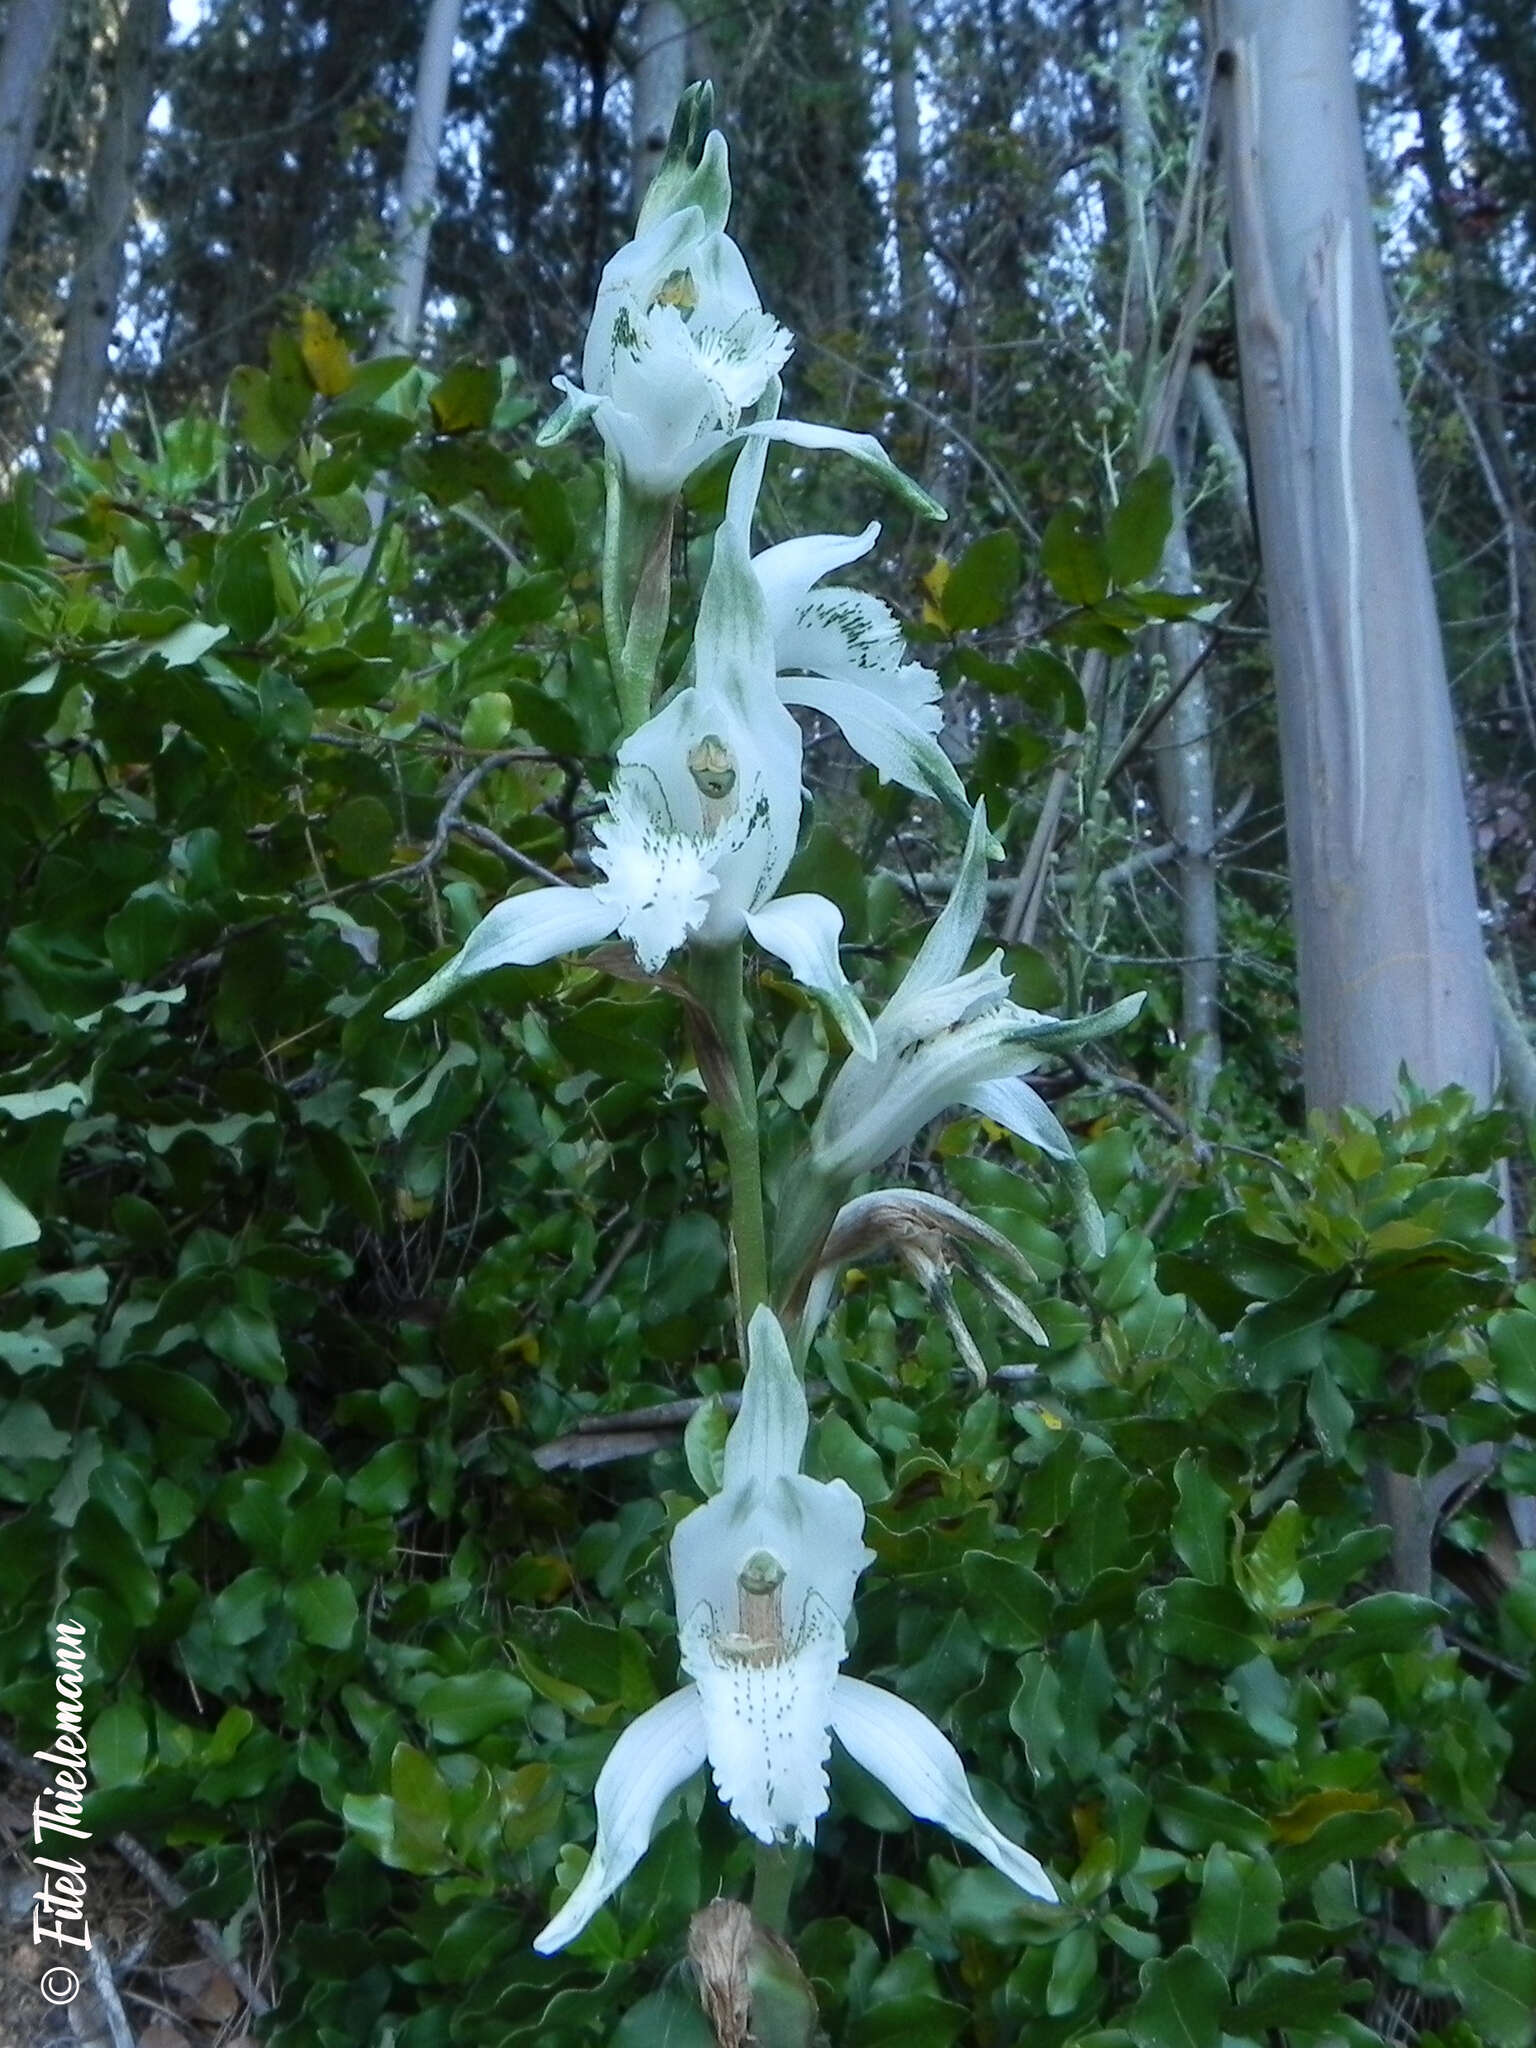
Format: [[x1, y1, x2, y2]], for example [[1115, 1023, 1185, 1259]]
[[386, 84, 1141, 1989]]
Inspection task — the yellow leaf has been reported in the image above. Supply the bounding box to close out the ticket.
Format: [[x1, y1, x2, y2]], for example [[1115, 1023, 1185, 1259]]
[[920, 555, 951, 627], [500, 1333, 539, 1367], [1268, 1788, 1386, 1844], [498, 1391, 522, 1425], [299, 306, 355, 397]]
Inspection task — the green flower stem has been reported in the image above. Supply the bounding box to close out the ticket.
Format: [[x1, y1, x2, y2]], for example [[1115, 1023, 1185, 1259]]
[[751, 1843, 796, 1936], [689, 941, 769, 1327], [602, 468, 674, 738]]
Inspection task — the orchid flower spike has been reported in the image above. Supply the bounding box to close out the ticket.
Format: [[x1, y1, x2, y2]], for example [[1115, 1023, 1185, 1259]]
[[537, 94, 943, 519], [533, 1307, 1057, 1953], [807, 801, 1145, 1257], [385, 522, 874, 1057], [721, 444, 972, 829]]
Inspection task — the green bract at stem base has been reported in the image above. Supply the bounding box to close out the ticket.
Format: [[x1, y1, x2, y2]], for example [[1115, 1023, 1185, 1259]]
[[688, 940, 770, 1332], [602, 467, 674, 737]]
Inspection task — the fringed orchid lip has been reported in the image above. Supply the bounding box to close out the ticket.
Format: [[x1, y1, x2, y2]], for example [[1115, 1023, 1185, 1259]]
[[532, 1308, 1058, 1955]]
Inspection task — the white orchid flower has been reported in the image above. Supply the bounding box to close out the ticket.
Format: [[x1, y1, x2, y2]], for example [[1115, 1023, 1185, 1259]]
[[808, 802, 1145, 1256], [722, 441, 971, 828], [385, 523, 874, 1057], [533, 1306, 1057, 1953], [537, 124, 943, 519]]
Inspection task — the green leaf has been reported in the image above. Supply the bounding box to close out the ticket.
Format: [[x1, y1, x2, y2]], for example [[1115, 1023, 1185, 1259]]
[[1191, 1845, 1281, 1975], [1171, 1451, 1229, 1585], [204, 1302, 286, 1384], [940, 530, 1021, 631], [327, 794, 396, 878], [288, 1571, 359, 1648], [1432, 1911, 1536, 2048], [0, 1174, 39, 1251], [115, 1365, 231, 1439], [1126, 1945, 1229, 2048], [1490, 1309, 1536, 1410], [148, 619, 229, 667], [1235, 1957, 1351, 2031], [89, 1699, 149, 1790], [1235, 1499, 1305, 1616], [1040, 504, 1110, 606], [1141, 1579, 1257, 1668], [345, 1441, 418, 1514], [0, 1399, 72, 1461], [1105, 458, 1174, 586], [810, 1414, 889, 1504], [684, 1393, 730, 1497], [1399, 1830, 1489, 1908], [211, 1567, 279, 1646], [611, 1989, 717, 2048], [961, 1550, 1054, 1650], [1046, 1924, 1098, 2016], [416, 1669, 532, 1746], [430, 361, 502, 434], [461, 689, 514, 749]]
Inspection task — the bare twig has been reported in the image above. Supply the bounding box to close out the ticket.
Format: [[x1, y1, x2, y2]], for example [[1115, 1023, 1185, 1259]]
[[85, 1937, 137, 2048], [532, 1366, 1047, 1472]]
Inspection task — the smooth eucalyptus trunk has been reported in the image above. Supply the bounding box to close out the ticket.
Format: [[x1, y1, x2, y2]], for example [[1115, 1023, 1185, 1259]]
[[1215, 0, 1502, 1596], [44, 0, 170, 458], [380, 0, 462, 354], [630, 0, 686, 217], [1214, 0, 1495, 1116], [0, 0, 65, 283]]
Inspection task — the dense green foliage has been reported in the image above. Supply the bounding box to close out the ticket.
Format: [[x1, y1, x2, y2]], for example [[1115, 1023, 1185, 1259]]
[[3, 326, 1536, 2045]]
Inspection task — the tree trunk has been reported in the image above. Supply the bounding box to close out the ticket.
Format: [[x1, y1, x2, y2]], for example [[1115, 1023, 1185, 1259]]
[[1213, 0, 1496, 1117], [887, 0, 929, 369], [1155, 400, 1223, 1111], [629, 0, 686, 218], [44, 0, 170, 458], [379, 0, 463, 355], [1215, 0, 1502, 1598], [0, 0, 66, 285]]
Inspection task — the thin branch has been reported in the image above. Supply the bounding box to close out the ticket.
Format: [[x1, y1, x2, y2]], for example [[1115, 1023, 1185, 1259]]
[[531, 1366, 1047, 1471]]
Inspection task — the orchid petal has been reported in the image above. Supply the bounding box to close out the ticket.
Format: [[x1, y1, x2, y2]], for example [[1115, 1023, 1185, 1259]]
[[734, 419, 946, 520], [990, 989, 1147, 1050], [384, 889, 621, 1020], [962, 1076, 1077, 1162], [964, 1080, 1107, 1258], [536, 375, 603, 449], [724, 1304, 809, 1488], [782, 674, 973, 829], [746, 894, 876, 1061], [697, 516, 782, 718], [753, 526, 881, 619], [829, 1675, 1058, 1904], [882, 800, 995, 1024], [532, 1685, 709, 1953]]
